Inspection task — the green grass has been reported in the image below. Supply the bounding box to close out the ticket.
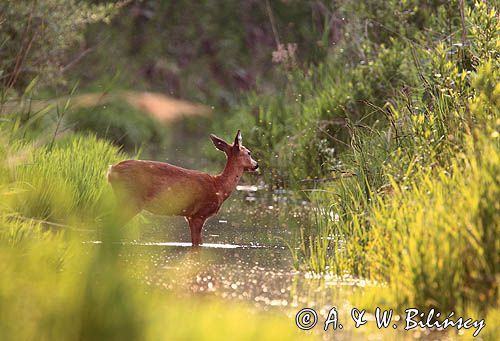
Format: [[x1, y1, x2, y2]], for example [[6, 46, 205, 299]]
[[11, 134, 125, 224]]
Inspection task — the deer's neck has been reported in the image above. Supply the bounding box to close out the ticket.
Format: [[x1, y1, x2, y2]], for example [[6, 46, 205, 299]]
[[215, 157, 243, 200]]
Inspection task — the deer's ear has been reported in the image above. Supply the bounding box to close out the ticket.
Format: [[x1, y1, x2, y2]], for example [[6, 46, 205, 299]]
[[210, 134, 230, 152], [233, 130, 242, 148]]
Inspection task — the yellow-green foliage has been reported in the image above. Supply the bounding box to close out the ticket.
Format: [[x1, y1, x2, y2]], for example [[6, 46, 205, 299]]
[[12, 134, 124, 223], [147, 297, 313, 341], [369, 137, 499, 312], [367, 57, 500, 313]]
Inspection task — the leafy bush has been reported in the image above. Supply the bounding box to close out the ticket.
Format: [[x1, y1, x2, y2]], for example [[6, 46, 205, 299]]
[[222, 35, 419, 185], [0, 0, 121, 90]]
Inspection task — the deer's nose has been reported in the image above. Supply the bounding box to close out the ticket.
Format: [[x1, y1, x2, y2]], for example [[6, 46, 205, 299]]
[[253, 164, 259, 171]]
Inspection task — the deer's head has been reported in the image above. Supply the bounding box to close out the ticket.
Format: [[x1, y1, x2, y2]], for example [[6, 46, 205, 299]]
[[210, 130, 258, 171]]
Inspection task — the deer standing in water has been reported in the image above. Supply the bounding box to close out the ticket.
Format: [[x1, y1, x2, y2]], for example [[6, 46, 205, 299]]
[[107, 130, 258, 246]]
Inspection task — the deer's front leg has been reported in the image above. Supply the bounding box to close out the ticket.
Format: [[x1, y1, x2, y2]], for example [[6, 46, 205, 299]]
[[186, 217, 206, 246]]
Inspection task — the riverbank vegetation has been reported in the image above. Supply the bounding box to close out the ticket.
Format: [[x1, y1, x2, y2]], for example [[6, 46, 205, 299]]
[[1, 0, 498, 339], [229, 0, 499, 326]]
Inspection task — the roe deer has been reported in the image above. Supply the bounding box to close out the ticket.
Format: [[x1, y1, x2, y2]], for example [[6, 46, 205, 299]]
[[107, 130, 258, 246]]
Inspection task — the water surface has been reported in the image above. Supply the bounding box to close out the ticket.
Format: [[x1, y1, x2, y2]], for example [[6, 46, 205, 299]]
[[100, 189, 452, 339]]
